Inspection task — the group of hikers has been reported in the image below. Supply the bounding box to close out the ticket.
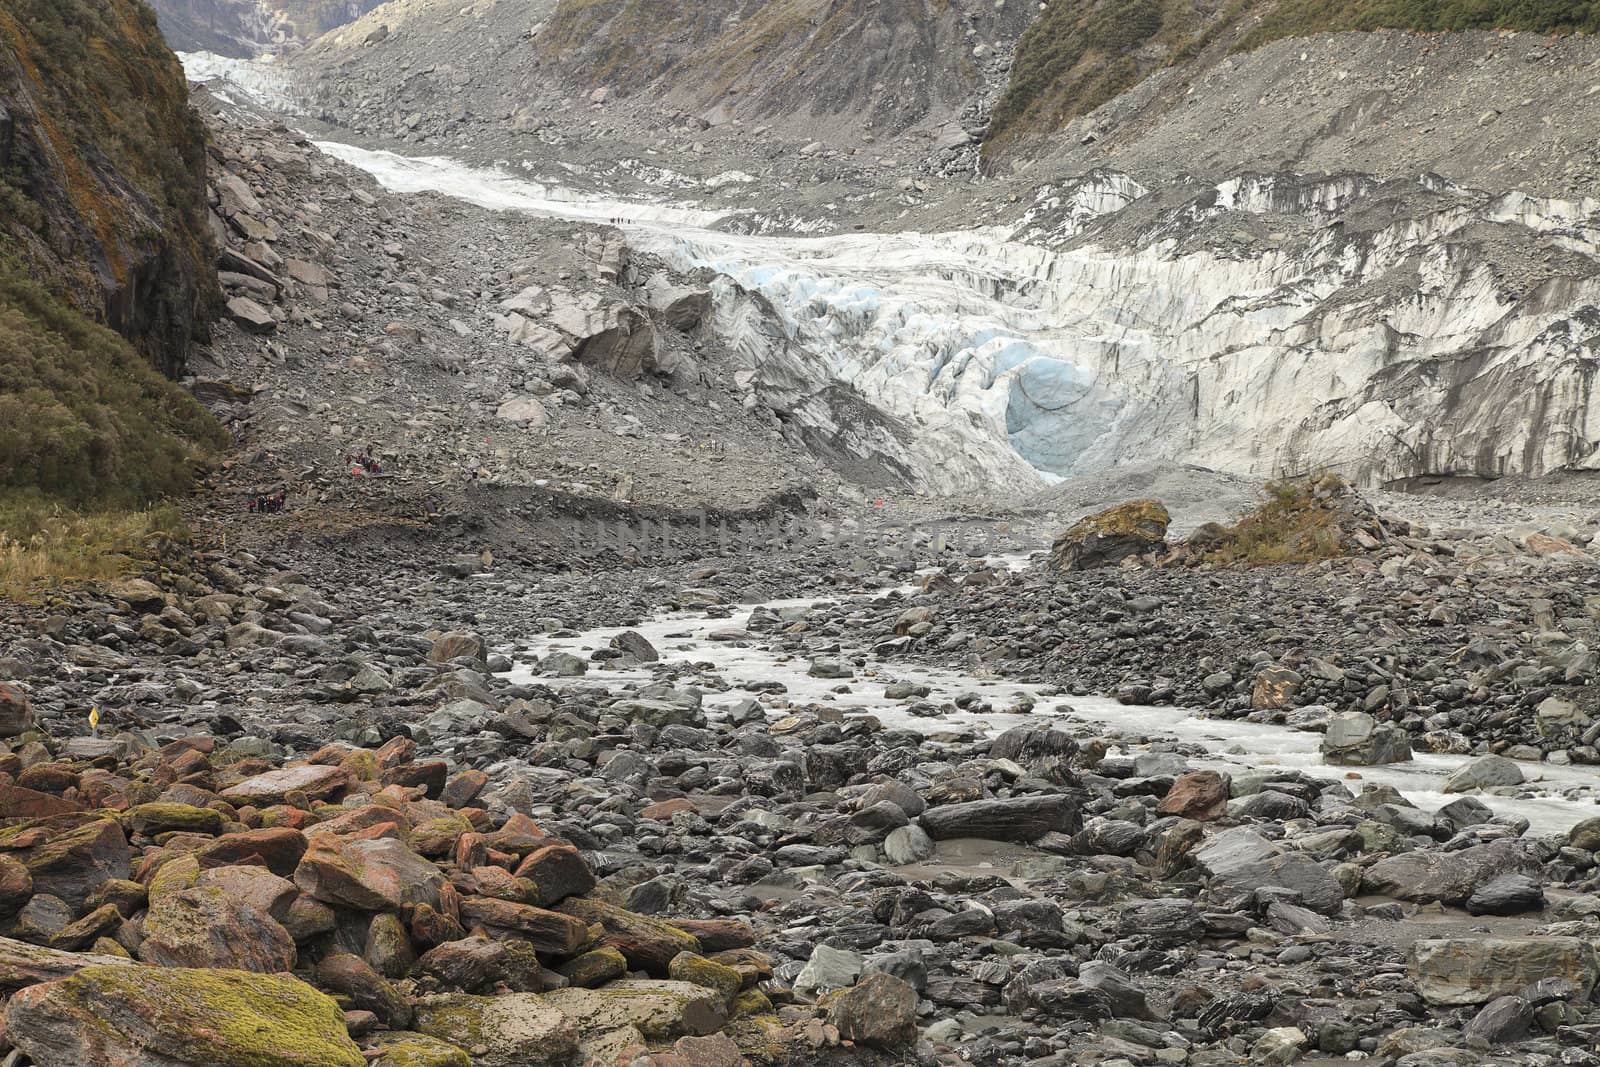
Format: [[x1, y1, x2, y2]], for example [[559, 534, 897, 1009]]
[[346, 448, 383, 475], [246, 492, 287, 514]]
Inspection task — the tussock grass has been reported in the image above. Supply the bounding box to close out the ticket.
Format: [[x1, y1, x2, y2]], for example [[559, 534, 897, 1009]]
[[1186, 473, 1356, 565], [0, 492, 187, 602]]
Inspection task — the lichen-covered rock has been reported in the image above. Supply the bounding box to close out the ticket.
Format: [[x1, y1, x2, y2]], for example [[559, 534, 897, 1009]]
[[826, 972, 918, 1048], [555, 897, 700, 974], [221, 764, 347, 805], [412, 992, 580, 1067], [1048, 498, 1170, 571], [123, 802, 225, 837], [368, 1032, 472, 1067], [0, 814, 131, 909], [138, 885, 297, 973], [4, 965, 365, 1067], [0, 934, 134, 992], [541, 979, 729, 1041]]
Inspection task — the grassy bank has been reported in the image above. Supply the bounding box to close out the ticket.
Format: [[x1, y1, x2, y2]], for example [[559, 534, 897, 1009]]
[[0, 493, 188, 601]]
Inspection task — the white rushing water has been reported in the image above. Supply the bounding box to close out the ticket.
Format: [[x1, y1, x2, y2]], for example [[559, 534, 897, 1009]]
[[501, 593, 1600, 836]]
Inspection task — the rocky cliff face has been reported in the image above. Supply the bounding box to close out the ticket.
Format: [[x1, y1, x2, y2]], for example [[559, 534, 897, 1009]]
[[0, 0, 225, 501], [536, 0, 1030, 137], [0, 0, 215, 377]]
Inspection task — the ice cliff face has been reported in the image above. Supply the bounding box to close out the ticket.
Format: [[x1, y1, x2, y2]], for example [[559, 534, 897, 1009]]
[[656, 169, 1600, 493], [213, 95, 1600, 495]]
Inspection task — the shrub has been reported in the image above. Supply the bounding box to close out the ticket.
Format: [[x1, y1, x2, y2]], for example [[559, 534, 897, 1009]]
[[0, 254, 226, 506]]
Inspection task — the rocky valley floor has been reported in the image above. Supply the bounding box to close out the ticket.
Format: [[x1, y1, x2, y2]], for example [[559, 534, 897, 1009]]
[[10, 44, 1600, 1067]]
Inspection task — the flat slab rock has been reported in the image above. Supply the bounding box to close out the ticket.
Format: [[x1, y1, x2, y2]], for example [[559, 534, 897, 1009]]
[[221, 764, 347, 804], [1410, 937, 1600, 1006]]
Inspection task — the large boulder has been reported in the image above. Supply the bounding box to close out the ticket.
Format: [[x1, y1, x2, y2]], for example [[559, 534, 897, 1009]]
[[1409, 938, 1598, 1006], [1158, 771, 1230, 821], [1048, 499, 1170, 571], [1441, 754, 1524, 793], [1363, 839, 1539, 906], [1320, 712, 1412, 765], [826, 972, 918, 1048], [220, 764, 347, 805], [412, 993, 580, 1067], [920, 795, 1081, 842], [0, 814, 130, 909], [4, 965, 364, 1067], [1191, 827, 1343, 914], [541, 979, 728, 1041], [139, 886, 296, 972], [0, 682, 35, 737]]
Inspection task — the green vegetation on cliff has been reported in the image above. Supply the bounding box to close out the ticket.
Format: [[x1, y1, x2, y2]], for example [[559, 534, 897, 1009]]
[[0, 256, 225, 505], [0, 0, 223, 513], [988, 0, 1600, 150]]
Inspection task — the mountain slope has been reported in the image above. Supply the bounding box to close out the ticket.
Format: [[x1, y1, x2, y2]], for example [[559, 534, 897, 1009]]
[[297, 0, 1031, 143], [987, 0, 1600, 154], [0, 0, 225, 502]]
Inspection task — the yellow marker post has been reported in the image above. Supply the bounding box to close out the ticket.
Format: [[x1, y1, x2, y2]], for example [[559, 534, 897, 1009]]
[[88, 706, 99, 737]]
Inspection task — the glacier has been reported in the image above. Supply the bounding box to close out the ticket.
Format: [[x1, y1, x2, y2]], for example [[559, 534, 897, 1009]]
[[185, 53, 1600, 497]]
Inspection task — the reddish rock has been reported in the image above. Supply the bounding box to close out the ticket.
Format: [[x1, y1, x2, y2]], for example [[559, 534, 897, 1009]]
[[316, 952, 412, 1028], [513, 843, 596, 905], [485, 813, 550, 856], [441, 769, 489, 808], [669, 919, 756, 953], [641, 798, 697, 821], [196, 864, 297, 920], [456, 897, 589, 954], [195, 826, 308, 876], [0, 683, 35, 738], [295, 836, 443, 912], [138, 885, 296, 972], [0, 855, 33, 916], [0, 784, 82, 820], [1157, 771, 1231, 822], [556, 897, 700, 974]]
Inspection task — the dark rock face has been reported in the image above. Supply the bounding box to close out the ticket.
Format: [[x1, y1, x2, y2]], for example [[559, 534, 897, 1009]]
[[0, 0, 216, 377]]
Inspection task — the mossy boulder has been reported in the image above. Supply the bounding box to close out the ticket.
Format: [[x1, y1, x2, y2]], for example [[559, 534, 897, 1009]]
[[147, 853, 201, 902], [4, 964, 364, 1066], [668, 951, 744, 1004], [368, 1031, 471, 1067], [412, 993, 580, 1067], [540, 979, 729, 1041], [0, 814, 131, 908], [1048, 498, 1170, 572], [123, 802, 225, 837], [557, 946, 629, 988]]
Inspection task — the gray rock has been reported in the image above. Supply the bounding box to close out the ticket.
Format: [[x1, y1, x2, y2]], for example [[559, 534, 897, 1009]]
[[1321, 711, 1413, 765], [1410, 937, 1598, 1006], [1441, 755, 1524, 793]]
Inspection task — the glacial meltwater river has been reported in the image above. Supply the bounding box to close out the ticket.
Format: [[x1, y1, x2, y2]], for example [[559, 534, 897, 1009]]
[[182, 54, 1600, 834]]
